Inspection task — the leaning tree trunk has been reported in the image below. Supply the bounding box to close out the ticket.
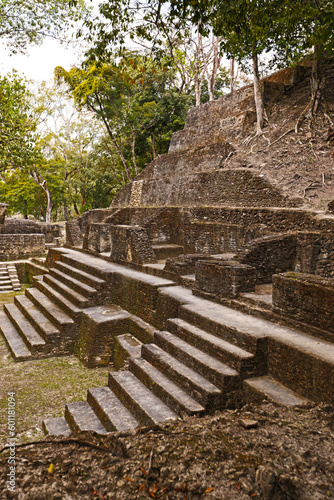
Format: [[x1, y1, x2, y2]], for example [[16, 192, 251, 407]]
[[252, 53, 266, 134], [31, 171, 53, 224]]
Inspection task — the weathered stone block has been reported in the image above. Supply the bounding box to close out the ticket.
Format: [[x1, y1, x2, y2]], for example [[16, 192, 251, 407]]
[[74, 305, 131, 367], [85, 223, 112, 253], [195, 259, 256, 298], [66, 220, 83, 246], [110, 274, 160, 324], [272, 272, 334, 336], [295, 232, 321, 274], [0, 234, 45, 260], [164, 254, 211, 276], [237, 233, 297, 283], [110, 225, 156, 264]]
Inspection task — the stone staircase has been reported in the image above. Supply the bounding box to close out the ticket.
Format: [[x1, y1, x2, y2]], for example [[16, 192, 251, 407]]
[[0, 254, 108, 361], [41, 252, 334, 437], [0, 263, 21, 293]]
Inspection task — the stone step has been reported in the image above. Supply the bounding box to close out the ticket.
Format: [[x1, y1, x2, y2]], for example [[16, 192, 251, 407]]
[[0, 311, 32, 361], [27, 260, 48, 276], [129, 356, 205, 416], [26, 287, 76, 334], [87, 386, 139, 432], [179, 294, 334, 405], [14, 295, 60, 341], [154, 331, 240, 393], [4, 304, 46, 351], [65, 401, 107, 434], [108, 370, 177, 426], [49, 268, 98, 298], [181, 274, 195, 281], [59, 253, 110, 281], [141, 343, 221, 408], [35, 280, 81, 320], [167, 318, 256, 378], [43, 274, 91, 308], [243, 376, 309, 407], [241, 283, 273, 308], [54, 261, 106, 289], [179, 302, 267, 355], [210, 253, 237, 260], [43, 417, 71, 437], [31, 257, 47, 267], [0, 279, 11, 284], [143, 263, 166, 270], [152, 244, 184, 260], [0, 285, 13, 291], [113, 333, 142, 371]]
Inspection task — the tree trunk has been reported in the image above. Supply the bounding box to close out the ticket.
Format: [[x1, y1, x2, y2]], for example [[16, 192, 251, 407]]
[[252, 53, 266, 134], [31, 171, 52, 224], [81, 187, 87, 208], [207, 36, 222, 102], [44, 187, 52, 224], [152, 132, 156, 160], [311, 45, 323, 115], [131, 133, 138, 176], [94, 97, 133, 183], [194, 27, 203, 106], [63, 200, 68, 221], [73, 202, 80, 216], [230, 58, 235, 95], [24, 200, 28, 219]]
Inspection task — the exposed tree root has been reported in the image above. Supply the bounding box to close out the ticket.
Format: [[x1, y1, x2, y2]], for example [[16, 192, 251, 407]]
[[267, 128, 295, 148], [295, 98, 313, 133]]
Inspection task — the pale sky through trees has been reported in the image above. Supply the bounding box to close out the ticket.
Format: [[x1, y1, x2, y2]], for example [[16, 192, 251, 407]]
[[0, 37, 81, 82], [0, 0, 102, 82]]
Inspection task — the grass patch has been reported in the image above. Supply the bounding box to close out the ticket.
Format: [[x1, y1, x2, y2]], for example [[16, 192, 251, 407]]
[[0, 335, 109, 446]]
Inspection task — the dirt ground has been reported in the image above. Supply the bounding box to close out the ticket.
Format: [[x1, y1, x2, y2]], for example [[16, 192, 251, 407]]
[[1, 401, 334, 499], [227, 60, 334, 212]]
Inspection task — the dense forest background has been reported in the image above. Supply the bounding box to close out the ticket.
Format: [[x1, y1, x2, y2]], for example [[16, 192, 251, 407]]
[[0, 0, 332, 222]]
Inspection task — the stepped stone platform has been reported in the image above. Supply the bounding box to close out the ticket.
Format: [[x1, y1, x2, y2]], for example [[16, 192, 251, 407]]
[[8, 247, 327, 438]]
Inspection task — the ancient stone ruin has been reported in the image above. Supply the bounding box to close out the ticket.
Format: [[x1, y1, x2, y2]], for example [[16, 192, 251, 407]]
[[1, 63, 334, 436], [0, 203, 61, 261]]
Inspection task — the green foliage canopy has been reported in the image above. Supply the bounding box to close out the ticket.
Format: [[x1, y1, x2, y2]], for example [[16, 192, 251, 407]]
[[0, 0, 87, 53], [0, 72, 41, 171], [55, 54, 190, 182]]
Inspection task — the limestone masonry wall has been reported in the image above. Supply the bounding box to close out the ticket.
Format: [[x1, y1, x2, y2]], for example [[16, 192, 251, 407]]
[[0, 234, 45, 260], [112, 169, 296, 209], [66, 208, 116, 247], [0, 219, 60, 243], [136, 142, 234, 180], [272, 272, 334, 338]]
